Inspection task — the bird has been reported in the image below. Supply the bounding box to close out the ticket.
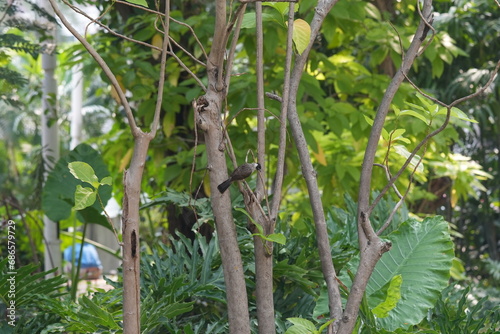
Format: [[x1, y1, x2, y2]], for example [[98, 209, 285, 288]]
[[217, 162, 261, 193]]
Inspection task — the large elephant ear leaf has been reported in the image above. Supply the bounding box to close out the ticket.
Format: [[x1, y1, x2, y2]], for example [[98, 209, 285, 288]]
[[368, 216, 454, 330]]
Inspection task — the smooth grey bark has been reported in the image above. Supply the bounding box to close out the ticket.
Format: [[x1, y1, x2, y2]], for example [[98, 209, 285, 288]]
[[196, 88, 251, 333], [195, 1, 251, 332], [252, 2, 276, 333]]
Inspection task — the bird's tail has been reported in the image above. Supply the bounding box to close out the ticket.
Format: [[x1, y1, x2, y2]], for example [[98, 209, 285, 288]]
[[217, 179, 232, 193]]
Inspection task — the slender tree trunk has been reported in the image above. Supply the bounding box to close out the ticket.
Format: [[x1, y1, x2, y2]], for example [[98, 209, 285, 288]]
[[252, 2, 276, 333], [197, 89, 251, 333], [338, 1, 433, 333], [285, 1, 344, 329], [122, 136, 150, 333], [194, 2, 251, 332]]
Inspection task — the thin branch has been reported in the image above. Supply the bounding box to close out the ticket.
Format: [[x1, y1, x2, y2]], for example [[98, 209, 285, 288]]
[[270, 2, 295, 219], [168, 42, 207, 91], [285, 0, 343, 327], [225, 4, 247, 95], [47, 0, 141, 137], [169, 17, 209, 61], [168, 36, 207, 67], [373, 163, 403, 199], [254, 1, 267, 203], [66, 0, 207, 83], [114, 0, 209, 61], [148, 0, 170, 139], [63, 0, 162, 50], [357, 0, 433, 238]]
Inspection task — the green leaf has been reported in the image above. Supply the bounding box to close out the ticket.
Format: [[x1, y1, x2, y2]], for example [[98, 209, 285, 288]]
[[372, 274, 402, 318], [0, 259, 67, 309], [100, 176, 112, 186], [286, 317, 317, 334], [368, 217, 454, 330], [74, 185, 97, 210], [263, 2, 297, 16], [264, 233, 286, 245], [399, 109, 430, 125], [124, 0, 148, 7], [79, 295, 121, 329], [68, 161, 99, 188], [431, 57, 444, 78], [42, 144, 112, 230], [163, 301, 195, 318], [393, 145, 424, 173], [436, 106, 478, 123]]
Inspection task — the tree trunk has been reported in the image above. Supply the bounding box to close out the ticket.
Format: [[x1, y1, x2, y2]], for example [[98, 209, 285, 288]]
[[196, 89, 251, 333], [122, 136, 150, 333]]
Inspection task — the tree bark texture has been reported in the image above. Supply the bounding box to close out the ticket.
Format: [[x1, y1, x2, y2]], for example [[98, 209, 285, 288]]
[[196, 89, 251, 333], [194, 2, 252, 333], [121, 136, 150, 333]]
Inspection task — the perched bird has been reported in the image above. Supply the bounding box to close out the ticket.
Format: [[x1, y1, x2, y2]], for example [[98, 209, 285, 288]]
[[217, 162, 261, 193]]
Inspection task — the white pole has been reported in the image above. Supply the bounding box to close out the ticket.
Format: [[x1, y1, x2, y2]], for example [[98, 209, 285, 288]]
[[40, 1, 61, 276], [70, 63, 83, 150]]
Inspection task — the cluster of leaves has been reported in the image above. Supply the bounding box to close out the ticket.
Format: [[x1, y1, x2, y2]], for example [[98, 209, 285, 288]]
[[0, 0, 56, 107]]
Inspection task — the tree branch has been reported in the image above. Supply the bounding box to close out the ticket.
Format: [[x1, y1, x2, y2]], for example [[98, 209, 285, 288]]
[[270, 2, 294, 219], [285, 0, 343, 329], [48, 0, 141, 137], [148, 0, 170, 139]]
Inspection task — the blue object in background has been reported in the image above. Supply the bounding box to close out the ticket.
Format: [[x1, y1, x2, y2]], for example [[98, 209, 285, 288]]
[[64, 243, 102, 269]]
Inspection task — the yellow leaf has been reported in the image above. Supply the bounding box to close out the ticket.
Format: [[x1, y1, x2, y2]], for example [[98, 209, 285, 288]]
[[312, 144, 327, 166], [203, 173, 211, 197], [292, 19, 311, 55], [162, 111, 176, 138], [119, 148, 133, 172], [151, 34, 163, 60]]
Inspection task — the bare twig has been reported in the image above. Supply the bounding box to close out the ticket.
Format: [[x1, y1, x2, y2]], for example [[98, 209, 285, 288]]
[[65, 0, 207, 86], [47, 0, 140, 137], [168, 36, 207, 67], [169, 17, 209, 61], [255, 1, 266, 200], [148, 0, 170, 139], [168, 43, 207, 91], [373, 163, 403, 199], [62, 0, 157, 49], [113, 0, 209, 60], [225, 4, 247, 95]]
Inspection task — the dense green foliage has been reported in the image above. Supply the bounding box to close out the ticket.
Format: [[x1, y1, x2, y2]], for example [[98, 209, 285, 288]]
[[1, 0, 499, 332]]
